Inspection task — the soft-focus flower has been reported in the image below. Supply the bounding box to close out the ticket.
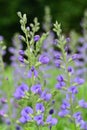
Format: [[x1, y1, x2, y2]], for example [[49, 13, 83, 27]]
[[54, 51, 61, 59], [55, 82, 66, 90], [58, 109, 69, 117], [61, 100, 70, 110], [34, 115, 43, 125], [34, 35, 40, 42], [68, 86, 78, 94], [68, 66, 74, 74], [31, 84, 42, 95], [19, 116, 27, 124], [79, 99, 87, 108], [21, 107, 33, 116], [18, 56, 24, 63], [39, 54, 50, 64], [57, 75, 64, 82], [28, 66, 38, 78], [72, 54, 80, 60], [40, 90, 52, 101], [73, 112, 82, 124], [74, 77, 84, 85], [19, 50, 24, 56], [0, 110, 5, 117], [54, 60, 61, 68], [46, 115, 58, 126], [36, 103, 45, 113], [14, 83, 29, 99]]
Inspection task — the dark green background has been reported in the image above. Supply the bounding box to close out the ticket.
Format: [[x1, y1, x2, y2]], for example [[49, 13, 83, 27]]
[[0, 0, 87, 45]]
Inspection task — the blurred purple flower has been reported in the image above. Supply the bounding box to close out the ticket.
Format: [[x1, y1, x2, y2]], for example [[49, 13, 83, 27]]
[[28, 66, 38, 78], [39, 54, 50, 64]]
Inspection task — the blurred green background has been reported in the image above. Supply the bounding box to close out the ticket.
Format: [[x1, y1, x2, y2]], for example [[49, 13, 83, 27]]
[[0, 0, 87, 45]]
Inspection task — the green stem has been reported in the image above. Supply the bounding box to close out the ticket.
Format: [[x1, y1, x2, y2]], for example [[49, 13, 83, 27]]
[[61, 43, 77, 130]]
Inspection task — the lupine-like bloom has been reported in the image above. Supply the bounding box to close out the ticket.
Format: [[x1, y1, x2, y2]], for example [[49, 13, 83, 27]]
[[46, 115, 58, 126], [60, 100, 70, 110], [34, 35, 40, 42], [55, 75, 66, 90], [55, 82, 65, 90], [28, 66, 38, 78], [19, 50, 24, 56], [73, 112, 82, 123], [40, 90, 52, 101], [54, 60, 61, 68], [74, 77, 84, 85], [14, 83, 29, 99], [19, 107, 33, 124], [31, 84, 42, 95], [57, 75, 64, 82], [68, 66, 74, 73], [79, 99, 87, 108], [58, 109, 69, 117], [72, 54, 80, 60], [34, 114, 44, 125], [68, 86, 78, 94], [18, 56, 24, 63], [21, 107, 33, 116], [0, 110, 5, 117], [36, 103, 45, 113], [39, 54, 50, 64], [54, 51, 61, 60]]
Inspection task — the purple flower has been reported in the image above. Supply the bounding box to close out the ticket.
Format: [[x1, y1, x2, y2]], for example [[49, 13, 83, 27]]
[[68, 86, 78, 94], [73, 112, 82, 123], [57, 75, 64, 82], [58, 109, 69, 117], [80, 120, 87, 130], [21, 107, 33, 116], [36, 103, 45, 113], [8, 47, 15, 53], [0, 98, 7, 104], [28, 66, 38, 78], [18, 35, 23, 40], [79, 99, 87, 108], [19, 50, 24, 56], [34, 35, 40, 42], [54, 52, 61, 59], [55, 82, 66, 90], [39, 54, 50, 64], [72, 54, 80, 60], [19, 114, 32, 124], [18, 56, 24, 63], [0, 110, 5, 117], [31, 84, 42, 95], [54, 60, 61, 68], [34, 115, 43, 125], [66, 37, 70, 43], [61, 100, 70, 110], [46, 115, 58, 126], [14, 83, 29, 99], [19, 116, 27, 124], [74, 77, 84, 85], [68, 66, 74, 73], [40, 90, 52, 101]]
